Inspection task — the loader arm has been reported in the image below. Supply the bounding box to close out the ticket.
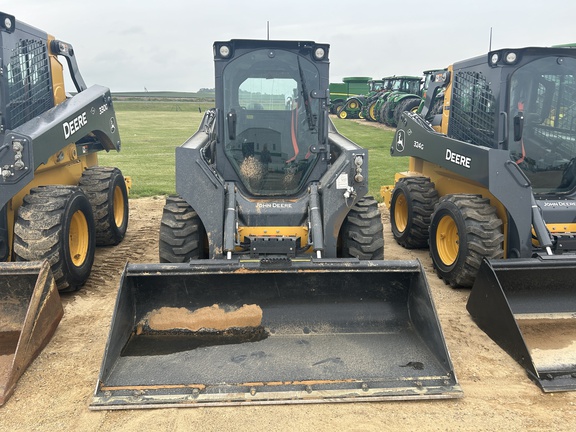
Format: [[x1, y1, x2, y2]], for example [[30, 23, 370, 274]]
[[0, 85, 120, 212], [392, 112, 535, 258]]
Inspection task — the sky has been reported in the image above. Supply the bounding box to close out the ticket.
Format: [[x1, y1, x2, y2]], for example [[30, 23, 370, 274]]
[[7, 0, 576, 92]]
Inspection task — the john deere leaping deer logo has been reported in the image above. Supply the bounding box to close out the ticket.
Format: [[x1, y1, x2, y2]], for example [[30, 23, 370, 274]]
[[395, 130, 405, 153]]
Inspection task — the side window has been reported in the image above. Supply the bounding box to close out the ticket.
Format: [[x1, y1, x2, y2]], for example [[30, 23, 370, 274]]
[[6, 38, 53, 129], [408, 80, 420, 94], [450, 71, 496, 147]]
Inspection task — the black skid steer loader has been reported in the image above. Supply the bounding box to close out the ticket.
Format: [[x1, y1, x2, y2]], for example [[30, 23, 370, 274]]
[[91, 39, 461, 409], [0, 12, 128, 405], [383, 47, 576, 391]]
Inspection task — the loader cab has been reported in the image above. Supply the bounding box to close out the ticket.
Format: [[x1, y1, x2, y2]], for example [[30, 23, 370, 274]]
[[214, 40, 330, 197], [445, 48, 576, 196]]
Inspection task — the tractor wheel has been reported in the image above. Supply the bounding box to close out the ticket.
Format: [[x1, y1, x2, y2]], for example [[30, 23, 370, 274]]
[[380, 99, 395, 126], [339, 196, 384, 260], [390, 177, 438, 248], [377, 103, 387, 124], [338, 109, 348, 119], [382, 99, 396, 127], [13, 186, 96, 292], [367, 101, 378, 121], [331, 101, 344, 114], [79, 166, 129, 246], [430, 96, 445, 116], [429, 194, 504, 288], [394, 97, 421, 124], [348, 99, 359, 110], [159, 195, 207, 263]]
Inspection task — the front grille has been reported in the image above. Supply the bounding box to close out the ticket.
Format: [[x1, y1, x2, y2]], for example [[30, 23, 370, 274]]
[[450, 71, 496, 148], [6, 38, 53, 129]]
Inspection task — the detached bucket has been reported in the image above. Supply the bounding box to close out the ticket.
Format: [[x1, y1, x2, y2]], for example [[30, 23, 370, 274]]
[[91, 259, 461, 409], [467, 258, 576, 392], [0, 261, 63, 406]]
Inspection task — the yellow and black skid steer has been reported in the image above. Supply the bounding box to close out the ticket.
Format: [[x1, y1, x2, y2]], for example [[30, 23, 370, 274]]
[[91, 39, 461, 409], [383, 48, 576, 391], [0, 12, 128, 405]]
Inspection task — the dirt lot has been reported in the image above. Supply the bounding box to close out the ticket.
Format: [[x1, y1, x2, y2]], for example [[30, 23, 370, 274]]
[[1, 197, 575, 431]]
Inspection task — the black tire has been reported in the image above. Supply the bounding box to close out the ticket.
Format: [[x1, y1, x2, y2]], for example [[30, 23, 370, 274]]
[[159, 195, 206, 263], [394, 97, 421, 124], [13, 186, 96, 292], [331, 101, 344, 114], [390, 177, 438, 248], [429, 194, 504, 288], [430, 96, 445, 116], [339, 196, 384, 260], [380, 99, 395, 126], [79, 166, 129, 246]]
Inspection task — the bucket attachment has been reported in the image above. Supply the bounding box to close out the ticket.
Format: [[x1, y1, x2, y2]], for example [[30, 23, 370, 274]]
[[467, 257, 576, 392], [0, 261, 63, 406], [91, 258, 461, 409]]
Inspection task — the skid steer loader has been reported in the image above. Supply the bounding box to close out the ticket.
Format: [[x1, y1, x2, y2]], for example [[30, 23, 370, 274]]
[[91, 39, 461, 409], [0, 12, 128, 405], [382, 48, 576, 391]]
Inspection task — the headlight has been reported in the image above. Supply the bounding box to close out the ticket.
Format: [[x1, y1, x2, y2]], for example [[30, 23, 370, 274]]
[[219, 45, 231, 58], [505, 52, 517, 64], [490, 53, 499, 65], [1, 13, 15, 33], [314, 47, 325, 60]]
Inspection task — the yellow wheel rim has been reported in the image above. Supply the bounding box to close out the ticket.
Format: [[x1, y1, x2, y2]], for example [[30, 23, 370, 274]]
[[339, 110, 348, 119], [359, 111, 365, 119], [394, 193, 408, 233], [69, 210, 89, 267], [349, 101, 358, 109], [369, 104, 376, 120], [113, 185, 125, 228], [436, 215, 459, 266]]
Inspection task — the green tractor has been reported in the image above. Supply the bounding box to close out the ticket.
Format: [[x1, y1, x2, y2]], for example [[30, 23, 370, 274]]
[[386, 70, 447, 127], [378, 76, 423, 127], [361, 78, 391, 121], [370, 76, 403, 122]]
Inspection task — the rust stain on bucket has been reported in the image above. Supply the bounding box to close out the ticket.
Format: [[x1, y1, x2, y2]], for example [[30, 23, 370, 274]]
[[143, 304, 263, 332]]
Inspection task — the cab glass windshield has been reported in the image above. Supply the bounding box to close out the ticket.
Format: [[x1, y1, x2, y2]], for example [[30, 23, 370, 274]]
[[222, 49, 321, 196]]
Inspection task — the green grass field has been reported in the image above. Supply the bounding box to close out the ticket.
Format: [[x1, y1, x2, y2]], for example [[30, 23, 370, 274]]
[[99, 101, 408, 200]]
